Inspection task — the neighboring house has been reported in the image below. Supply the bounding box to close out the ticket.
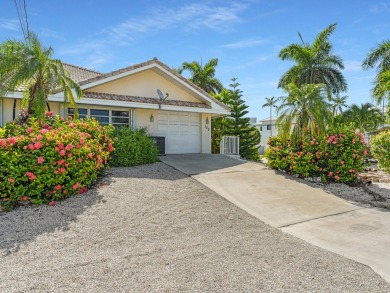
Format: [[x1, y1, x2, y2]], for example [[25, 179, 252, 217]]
[[255, 117, 278, 154], [0, 58, 230, 154]]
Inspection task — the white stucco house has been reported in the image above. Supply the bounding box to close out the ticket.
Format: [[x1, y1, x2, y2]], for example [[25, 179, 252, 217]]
[[255, 116, 278, 154], [0, 58, 230, 154]]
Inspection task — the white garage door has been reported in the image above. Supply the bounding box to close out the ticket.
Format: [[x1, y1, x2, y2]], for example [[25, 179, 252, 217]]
[[158, 111, 201, 154]]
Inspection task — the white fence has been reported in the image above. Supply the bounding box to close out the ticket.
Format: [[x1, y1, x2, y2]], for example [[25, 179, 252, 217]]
[[220, 136, 240, 155]]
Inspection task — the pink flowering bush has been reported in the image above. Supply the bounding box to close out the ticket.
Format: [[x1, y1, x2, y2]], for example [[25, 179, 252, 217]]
[[265, 130, 368, 184], [0, 113, 114, 210]]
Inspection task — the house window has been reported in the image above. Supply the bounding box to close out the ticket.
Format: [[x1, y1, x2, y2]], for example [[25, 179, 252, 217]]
[[267, 125, 271, 130], [259, 126, 262, 131], [68, 108, 88, 119], [67, 108, 131, 128], [91, 109, 109, 125], [112, 110, 130, 128]]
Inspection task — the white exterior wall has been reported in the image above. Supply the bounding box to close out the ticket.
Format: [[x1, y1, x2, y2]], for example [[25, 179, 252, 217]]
[[201, 113, 211, 153]]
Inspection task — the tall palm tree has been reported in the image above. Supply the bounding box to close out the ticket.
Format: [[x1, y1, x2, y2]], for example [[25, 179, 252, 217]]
[[262, 96, 278, 137], [181, 58, 223, 94], [278, 23, 347, 95], [0, 32, 82, 119], [362, 40, 390, 105], [277, 83, 332, 145], [331, 95, 348, 115], [341, 103, 384, 133]]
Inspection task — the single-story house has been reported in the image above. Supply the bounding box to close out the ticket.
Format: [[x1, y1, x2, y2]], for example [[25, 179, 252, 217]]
[[0, 58, 230, 154]]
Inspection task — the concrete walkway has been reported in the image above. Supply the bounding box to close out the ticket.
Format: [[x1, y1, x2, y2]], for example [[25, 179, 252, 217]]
[[160, 154, 390, 283]]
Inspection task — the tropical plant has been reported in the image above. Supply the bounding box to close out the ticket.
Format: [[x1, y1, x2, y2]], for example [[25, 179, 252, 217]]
[[0, 113, 114, 211], [340, 103, 384, 133], [331, 95, 348, 115], [276, 83, 332, 146], [110, 127, 158, 167], [278, 23, 347, 95], [362, 40, 390, 105], [265, 131, 367, 184], [371, 130, 390, 172], [262, 96, 278, 137], [181, 58, 223, 94], [0, 32, 82, 119]]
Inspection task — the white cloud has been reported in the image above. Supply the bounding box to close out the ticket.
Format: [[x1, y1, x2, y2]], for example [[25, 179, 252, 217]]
[[0, 19, 20, 31], [222, 38, 267, 49], [370, 2, 390, 13], [106, 2, 247, 41], [344, 60, 363, 72]]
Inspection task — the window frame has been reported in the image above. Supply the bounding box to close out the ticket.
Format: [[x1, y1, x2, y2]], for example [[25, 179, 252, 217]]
[[67, 107, 133, 128]]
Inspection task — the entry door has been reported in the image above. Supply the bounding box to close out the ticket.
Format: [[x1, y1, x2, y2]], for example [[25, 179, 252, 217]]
[[158, 111, 201, 154]]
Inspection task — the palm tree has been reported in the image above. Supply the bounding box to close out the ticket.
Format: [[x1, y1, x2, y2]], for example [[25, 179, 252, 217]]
[[262, 96, 278, 137], [0, 32, 82, 119], [362, 40, 390, 105], [331, 95, 348, 115], [278, 23, 347, 95], [277, 83, 332, 145], [341, 103, 384, 133], [181, 58, 223, 94]]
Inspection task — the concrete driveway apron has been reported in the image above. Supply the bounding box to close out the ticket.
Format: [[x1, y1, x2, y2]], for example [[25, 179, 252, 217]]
[[160, 154, 390, 283]]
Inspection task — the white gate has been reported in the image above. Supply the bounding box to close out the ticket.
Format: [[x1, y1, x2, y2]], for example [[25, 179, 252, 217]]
[[220, 136, 240, 155]]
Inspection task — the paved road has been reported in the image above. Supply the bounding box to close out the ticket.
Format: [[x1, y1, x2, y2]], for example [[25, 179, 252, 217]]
[[160, 154, 390, 283]]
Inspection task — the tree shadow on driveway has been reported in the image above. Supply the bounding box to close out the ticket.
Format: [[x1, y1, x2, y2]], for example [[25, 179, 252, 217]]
[[0, 178, 111, 255]]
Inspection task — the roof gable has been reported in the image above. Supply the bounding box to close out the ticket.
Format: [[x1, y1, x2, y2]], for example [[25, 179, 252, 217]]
[[78, 58, 230, 111]]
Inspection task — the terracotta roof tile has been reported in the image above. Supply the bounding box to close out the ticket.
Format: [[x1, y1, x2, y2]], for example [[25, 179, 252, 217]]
[[63, 63, 102, 83], [84, 91, 211, 109]]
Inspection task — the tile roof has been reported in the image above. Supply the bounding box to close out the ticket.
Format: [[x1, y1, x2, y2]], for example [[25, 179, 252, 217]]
[[78, 58, 230, 111], [83, 91, 211, 109], [63, 63, 102, 83]]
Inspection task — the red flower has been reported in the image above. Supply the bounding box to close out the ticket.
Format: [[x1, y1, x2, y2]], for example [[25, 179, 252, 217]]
[[364, 149, 368, 156], [55, 185, 62, 190], [28, 144, 35, 151], [42, 123, 49, 129], [22, 196, 28, 201], [341, 161, 345, 165], [3, 198, 7, 202], [26, 172, 37, 180], [65, 144, 73, 150], [329, 171, 333, 176], [334, 175, 340, 180], [58, 159, 65, 165], [26, 127, 33, 134], [60, 150, 66, 156], [45, 111, 53, 117], [49, 201, 56, 206], [8, 178, 15, 183], [73, 182, 79, 190], [34, 142, 43, 149], [37, 157, 44, 164]]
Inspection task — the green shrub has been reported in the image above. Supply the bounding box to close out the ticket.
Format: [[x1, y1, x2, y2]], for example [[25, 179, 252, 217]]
[[0, 127, 5, 138], [110, 127, 158, 167], [265, 131, 367, 184], [0, 113, 114, 210], [371, 130, 390, 172]]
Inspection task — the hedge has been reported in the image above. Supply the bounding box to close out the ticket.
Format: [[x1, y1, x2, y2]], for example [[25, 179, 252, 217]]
[[371, 130, 390, 172], [0, 113, 114, 210], [265, 131, 367, 184]]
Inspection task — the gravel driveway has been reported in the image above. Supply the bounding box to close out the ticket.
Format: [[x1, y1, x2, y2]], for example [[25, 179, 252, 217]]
[[1, 163, 389, 292]]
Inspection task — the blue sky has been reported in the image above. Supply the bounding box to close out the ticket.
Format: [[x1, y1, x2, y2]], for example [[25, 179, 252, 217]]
[[0, 0, 389, 120]]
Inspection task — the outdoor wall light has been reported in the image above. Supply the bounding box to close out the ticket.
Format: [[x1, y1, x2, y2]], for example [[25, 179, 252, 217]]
[[150, 114, 154, 122], [206, 117, 209, 125]]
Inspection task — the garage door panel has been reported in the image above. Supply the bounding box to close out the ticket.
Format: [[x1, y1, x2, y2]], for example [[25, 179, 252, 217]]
[[158, 111, 200, 154]]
